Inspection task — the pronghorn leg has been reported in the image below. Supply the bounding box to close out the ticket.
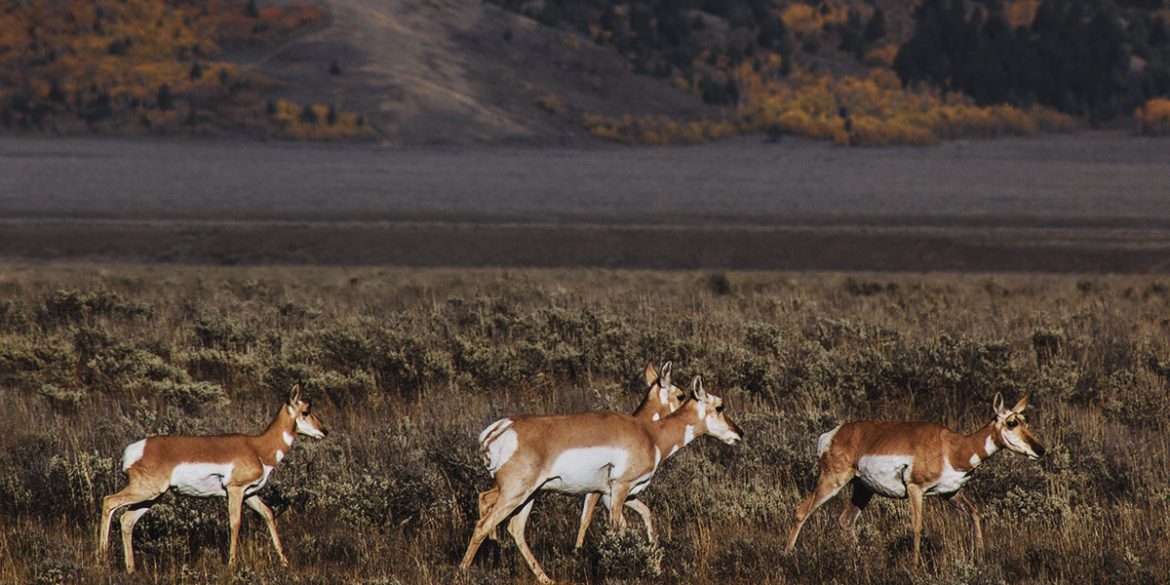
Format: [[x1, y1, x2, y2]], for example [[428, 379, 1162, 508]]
[[226, 487, 245, 568], [838, 482, 874, 535], [574, 493, 602, 550], [785, 468, 854, 552], [944, 491, 983, 554], [907, 484, 926, 566], [606, 482, 633, 533], [119, 504, 152, 573], [459, 477, 540, 573], [477, 488, 500, 542], [98, 477, 164, 566], [623, 498, 661, 573], [623, 499, 655, 542], [507, 499, 553, 585], [244, 495, 288, 566]]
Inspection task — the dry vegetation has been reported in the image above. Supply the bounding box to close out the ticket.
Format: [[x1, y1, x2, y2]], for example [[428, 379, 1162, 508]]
[[2, 264, 1170, 585], [0, 0, 374, 139]]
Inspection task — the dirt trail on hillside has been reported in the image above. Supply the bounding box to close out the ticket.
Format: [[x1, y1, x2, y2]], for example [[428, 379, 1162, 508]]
[[255, 0, 706, 144]]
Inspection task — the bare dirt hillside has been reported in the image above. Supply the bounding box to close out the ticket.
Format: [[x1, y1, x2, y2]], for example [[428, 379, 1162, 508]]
[[252, 0, 709, 144]]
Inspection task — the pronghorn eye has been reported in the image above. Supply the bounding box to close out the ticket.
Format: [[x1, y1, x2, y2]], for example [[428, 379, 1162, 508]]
[[1006, 419, 1019, 429], [715, 405, 723, 413]]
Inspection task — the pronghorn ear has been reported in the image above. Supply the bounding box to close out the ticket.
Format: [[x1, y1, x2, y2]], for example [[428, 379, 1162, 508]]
[[1011, 395, 1030, 413], [660, 361, 672, 388], [993, 392, 1006, 418], [645, 360, 659, 387], [691, 376, 706, 401], [288, 384, 302, 406]]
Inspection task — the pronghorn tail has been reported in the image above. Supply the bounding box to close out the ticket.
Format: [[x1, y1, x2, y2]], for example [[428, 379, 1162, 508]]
[[478, 418, 518, 476]]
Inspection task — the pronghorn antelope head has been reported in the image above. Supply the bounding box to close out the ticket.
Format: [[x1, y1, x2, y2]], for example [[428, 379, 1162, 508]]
[[687, 376, 743, 445], [992, 393, 1044, 459], [288, 385, 329, 439], [642, 360, 685, 416]]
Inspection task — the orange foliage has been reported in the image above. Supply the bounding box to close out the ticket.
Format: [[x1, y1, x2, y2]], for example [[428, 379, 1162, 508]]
[[1135, 98, 1170, 136], [864, 45, 899, 68], [581, 114, 736, 145], [584, 62, 1080, 147], [780, 2, 853, 35], [268, 100, 375, 141], [0, 0, 359, 140], [1005, 0, 1042, 27], [736, 67, 1077, 146], [536, 95, 568, 116]]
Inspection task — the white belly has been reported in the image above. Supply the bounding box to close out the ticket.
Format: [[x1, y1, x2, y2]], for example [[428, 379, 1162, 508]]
[[170, 463, 234, 497], [543, 447, 631, 494], [856, 455, 914, 498]]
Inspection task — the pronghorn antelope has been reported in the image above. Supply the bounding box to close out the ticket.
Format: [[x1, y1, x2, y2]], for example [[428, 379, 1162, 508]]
[[477, 361, 685, 548], [461, 376, 743, 584], [98, 386, 328, 573], [573, 360, 684, 549], [785, 394, 1045, 565]]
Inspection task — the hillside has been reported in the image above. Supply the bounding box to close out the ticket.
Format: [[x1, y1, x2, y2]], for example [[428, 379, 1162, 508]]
[[249, 0, 709, 144], [2, 0, 1168, 144]]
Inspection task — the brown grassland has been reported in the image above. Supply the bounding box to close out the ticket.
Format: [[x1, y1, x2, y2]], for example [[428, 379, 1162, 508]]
[[1, 263, 1169, 584]]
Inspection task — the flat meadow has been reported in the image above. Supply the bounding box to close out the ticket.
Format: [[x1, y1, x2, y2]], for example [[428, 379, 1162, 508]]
[[1, 263, 1168, 585]]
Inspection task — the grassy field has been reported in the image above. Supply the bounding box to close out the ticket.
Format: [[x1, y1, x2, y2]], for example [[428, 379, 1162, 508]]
[[1, 263, 1169, 585]]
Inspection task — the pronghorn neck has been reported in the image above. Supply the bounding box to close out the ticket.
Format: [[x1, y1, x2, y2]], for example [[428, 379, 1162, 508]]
[[957, 420, 1002, 471], [650, 402, 703, 460], [632, 384, 670, 420], [256, 405, 297, 465]]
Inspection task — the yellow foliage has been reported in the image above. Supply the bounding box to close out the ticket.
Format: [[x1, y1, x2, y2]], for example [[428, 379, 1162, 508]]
[[780, 5, 819, 33], [584, 60, 1080, 147], [536, 95, 568, 116], [1006, 0, 1042, 27], [781, 2, 853, 35], [864, 45, 899, 68], [1135, 98, 1170, 136], [0, 0, 343, 139], [268, 100, 376, 141]]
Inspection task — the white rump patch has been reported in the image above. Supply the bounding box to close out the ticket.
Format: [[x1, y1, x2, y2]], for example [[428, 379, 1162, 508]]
[[283, 432, 294, 447], [121, 439, 147, 471], [856, 455, 914, 498], [478, 418, 512, 444], [543, 447, 631, 494], [480, 418, 518, 477], [817, 425, 842, 458], [170, 462, 235, 497]]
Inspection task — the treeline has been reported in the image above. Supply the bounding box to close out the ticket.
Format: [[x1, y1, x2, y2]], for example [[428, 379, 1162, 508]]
[[0, 0, 372, 139], [895, 0, 1170, 121], [485, 0, 887, 105]]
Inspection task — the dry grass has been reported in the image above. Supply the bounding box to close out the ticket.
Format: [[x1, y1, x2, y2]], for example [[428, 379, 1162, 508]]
[[2, 264, 1169, 585]]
